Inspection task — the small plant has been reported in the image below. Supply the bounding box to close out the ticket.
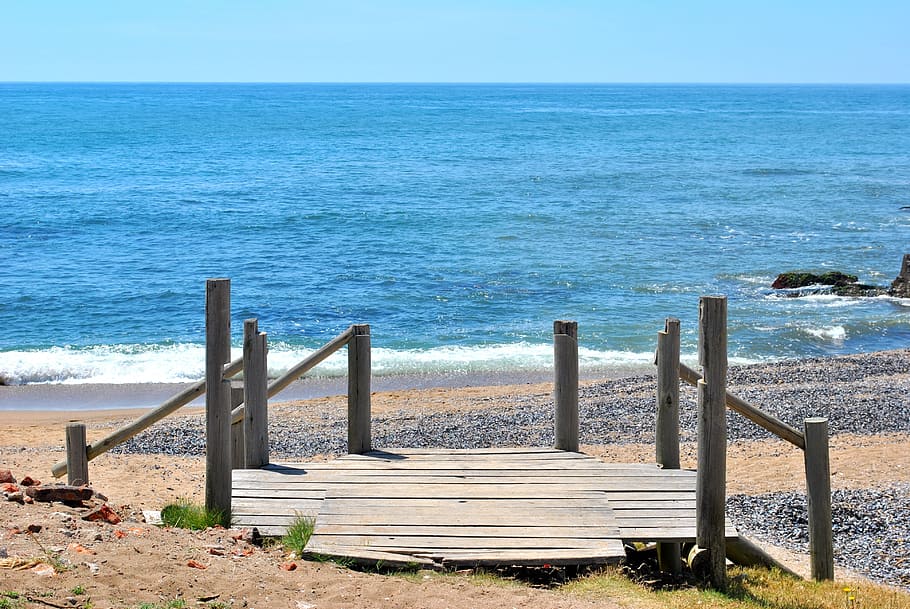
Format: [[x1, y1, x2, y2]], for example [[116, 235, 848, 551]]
[[281, 514, 316, 557], [160, 499, 230, 530], [0, 592, 23, 609], [71, 585, 86, 595]]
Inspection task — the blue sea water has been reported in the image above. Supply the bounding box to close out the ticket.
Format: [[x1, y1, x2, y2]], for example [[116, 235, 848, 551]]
[[1, 83, 909, 385]]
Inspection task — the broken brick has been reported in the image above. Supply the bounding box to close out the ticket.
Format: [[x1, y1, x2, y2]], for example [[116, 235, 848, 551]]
[[82, 504, 122, 525], [26, 485, 94, 504], [280, 562, 297, 571], [19, 476, 40, 487], [0, 470, 14, 484], [1, 483, 19, 494], [187, 559, 207, 570]]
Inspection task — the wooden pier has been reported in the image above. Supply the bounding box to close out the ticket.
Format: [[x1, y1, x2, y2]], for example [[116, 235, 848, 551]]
[[232, 447, 736, 568]]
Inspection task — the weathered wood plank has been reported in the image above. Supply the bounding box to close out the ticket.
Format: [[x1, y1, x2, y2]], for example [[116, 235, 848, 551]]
[[315, 512, 617, 527], [308, 535, 616, 550], [311, 525, 621, 537], [242, 465, 695, 477]]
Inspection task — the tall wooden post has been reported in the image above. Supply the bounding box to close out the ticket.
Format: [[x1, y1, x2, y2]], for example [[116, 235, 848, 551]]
[[244, 318, 270, 468], [696, 296, 727, 589], [348, 324, 371, 454], [230, 383, 245, 470], [553, 320, 579, 452], [655, 317, 681, 573], [65, 423, 89, 487], [205, 278, 232, 519], [804, 417, 834, 580]]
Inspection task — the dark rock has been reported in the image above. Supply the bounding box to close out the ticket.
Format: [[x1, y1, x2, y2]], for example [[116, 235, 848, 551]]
[[0, 470, 15, 484], [889, 254, 910, 298], [832, 283, 888, 297], [771, 271, 858, 290], [25, 484, 94, 504]]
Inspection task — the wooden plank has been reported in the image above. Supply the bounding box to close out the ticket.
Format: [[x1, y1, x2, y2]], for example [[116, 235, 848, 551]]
[[422, 548, 625, 567], [307, 535, 615, 550], [312, 525, 621, 538], [314, 512, 617, 527], [65, 423, 89, 486], [347, 325, 371, 454], [621, 526, 739, 541], [231, 486, 695, 502], [302, 545, 437, 567], [235, 474, 693, 497], [240, 466, 695, 477], [256, 461, 675, 472]]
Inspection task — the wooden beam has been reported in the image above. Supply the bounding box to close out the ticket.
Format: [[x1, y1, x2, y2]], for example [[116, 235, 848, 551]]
[[65, 423, 89, 487], [243, 319, 269, 468], [348, 324, 371, 454], [655, 317, 682, 574], [696, 295, 728, 589], [804, 417, 834, 581], [205, 278, 232, 519], [554, 320, 579, 452]]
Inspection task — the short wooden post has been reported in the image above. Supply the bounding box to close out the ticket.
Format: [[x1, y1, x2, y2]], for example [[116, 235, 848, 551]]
[[347, 324, 371, 454], [243, 318, 269, 469], [230, 382, 245, 470], [553, 320, 579, 452], [696, 296, 727, 589], [205, 278, 232, 519], [65, 423, 89, 487], [804, 417, 834, 581], [655, 317, 681, 573]]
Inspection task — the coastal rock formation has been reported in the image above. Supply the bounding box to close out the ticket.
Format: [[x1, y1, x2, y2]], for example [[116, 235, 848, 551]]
[[770, 270, 885, 296], [890, 254, 910, 298], [771, 254, 910, 297]]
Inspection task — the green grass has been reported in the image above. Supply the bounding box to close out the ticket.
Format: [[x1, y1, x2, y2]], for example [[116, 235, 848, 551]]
[[137, 599, 187, 609], [281, 514, 316, 557], [160, 499, 230, 530], [71, 585, 86, 595], [563, 566, 910, 609], [0, 592, 23, 609]]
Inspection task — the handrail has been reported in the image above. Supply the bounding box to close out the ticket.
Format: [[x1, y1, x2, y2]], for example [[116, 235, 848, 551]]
[[52, 357, 245, 478], [678, 361, 805, 450], [230, 325, 355, 424]]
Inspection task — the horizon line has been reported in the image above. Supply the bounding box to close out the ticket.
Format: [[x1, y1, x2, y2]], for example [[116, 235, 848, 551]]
[[2, 80, 909, 86]]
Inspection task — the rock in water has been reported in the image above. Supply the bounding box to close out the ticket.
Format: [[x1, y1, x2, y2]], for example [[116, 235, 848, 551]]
[[890, 254, 910, 298]]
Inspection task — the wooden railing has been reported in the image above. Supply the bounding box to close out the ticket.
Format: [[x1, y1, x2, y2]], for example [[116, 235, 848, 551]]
[[654, 299, 833, 587], [52, 278, 372, 519]]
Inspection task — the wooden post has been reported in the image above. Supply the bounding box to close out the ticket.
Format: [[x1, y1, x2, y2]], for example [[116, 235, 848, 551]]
[[230, 382, 245, 470], [65, 423, 89, 487], [655, 317, 681, 573], [553, 320, 579, 452], [804, 417, 834, 581], [696, 295, 727, 589], [347, 324, 371, 454], [205, 278, 232, 519], [243, 318, 269, 468]]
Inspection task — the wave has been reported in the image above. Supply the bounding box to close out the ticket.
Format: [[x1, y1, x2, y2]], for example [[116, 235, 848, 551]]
[[803, 325, 847, 341], [0, 342, 665, 386]]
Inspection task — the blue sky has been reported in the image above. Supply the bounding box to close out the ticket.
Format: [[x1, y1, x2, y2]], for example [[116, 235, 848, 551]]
[[2, 1, 908, 83]]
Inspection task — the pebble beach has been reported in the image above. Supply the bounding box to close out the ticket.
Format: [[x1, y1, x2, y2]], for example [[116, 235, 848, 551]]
[[102, 349, 910, 589]]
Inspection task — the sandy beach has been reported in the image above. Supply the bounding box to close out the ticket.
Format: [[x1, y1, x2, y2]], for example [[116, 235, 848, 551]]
[[2, 351, 909, 607]]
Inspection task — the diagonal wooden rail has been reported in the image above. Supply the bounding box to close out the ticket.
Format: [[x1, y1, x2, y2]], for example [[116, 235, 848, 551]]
[[51, 326, 357, 479]]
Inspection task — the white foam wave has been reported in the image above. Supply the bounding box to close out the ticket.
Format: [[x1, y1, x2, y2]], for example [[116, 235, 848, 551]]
[[0, 342, 661, 385], [804, 325, 847, 341]]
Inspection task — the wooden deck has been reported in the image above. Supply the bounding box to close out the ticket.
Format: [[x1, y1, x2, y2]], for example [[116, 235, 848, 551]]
[[232, 447, 738, 568]]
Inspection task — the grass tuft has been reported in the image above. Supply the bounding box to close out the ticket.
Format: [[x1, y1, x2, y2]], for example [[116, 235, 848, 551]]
[[281, 514, 316, 557], [160, 499, 230, 530]]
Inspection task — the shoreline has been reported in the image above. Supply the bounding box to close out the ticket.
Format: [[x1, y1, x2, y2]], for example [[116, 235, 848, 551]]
[[0, 362, 654, 412]]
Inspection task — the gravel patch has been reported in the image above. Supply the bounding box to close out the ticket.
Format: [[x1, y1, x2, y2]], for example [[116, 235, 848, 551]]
[[728, 484, 910, 589]]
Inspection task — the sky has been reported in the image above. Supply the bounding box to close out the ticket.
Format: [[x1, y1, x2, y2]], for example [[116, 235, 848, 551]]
[[2, 1, 908, 83]]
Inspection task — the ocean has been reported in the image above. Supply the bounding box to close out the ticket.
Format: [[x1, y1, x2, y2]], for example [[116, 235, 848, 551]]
[[1, 83, 909, 390]]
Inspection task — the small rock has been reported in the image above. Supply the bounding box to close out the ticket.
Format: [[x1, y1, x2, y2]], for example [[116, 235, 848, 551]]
[[82, 505, 122, 525], [86, 562, 100, 575], [280, 562, 298, 571], [187, 559, 207, 570], [30, 562, 56, 577], [19, 476, 40, 487], [1, 482, 19, 494], [0, 470, 15, 484], [27, 524, 42, 534], [4, 491, 24, 504]]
